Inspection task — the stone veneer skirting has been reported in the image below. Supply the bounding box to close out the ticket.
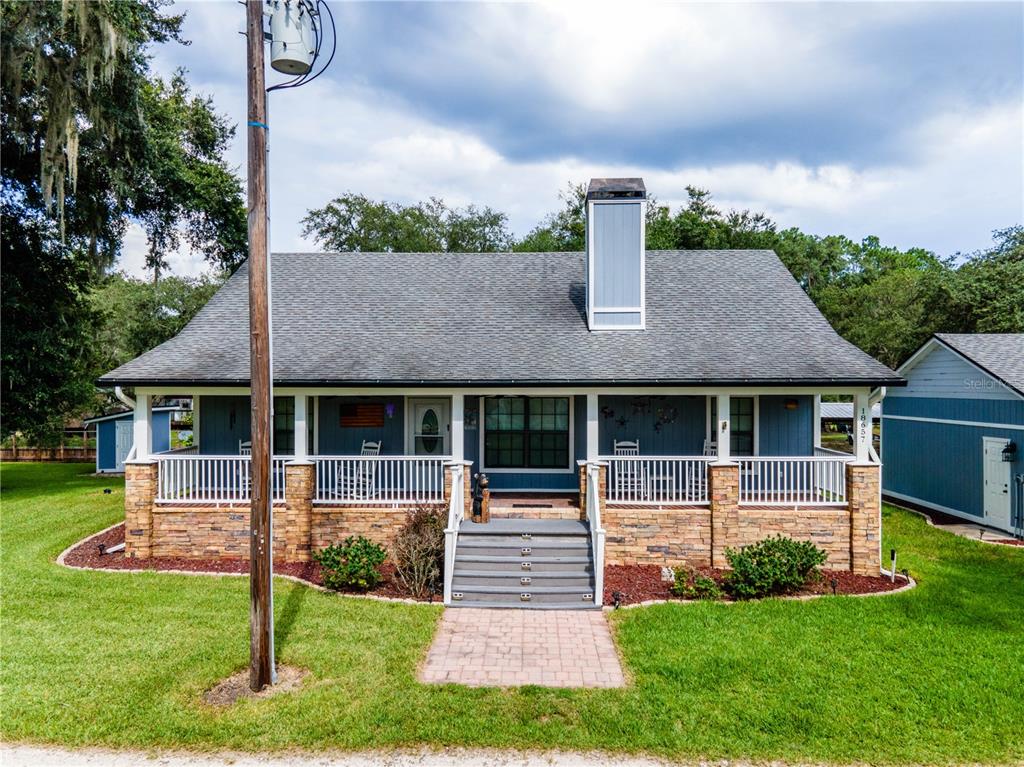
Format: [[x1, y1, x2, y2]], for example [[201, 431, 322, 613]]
[[603, 506, 850, 569], [148, 504, 411, 561], [125, 460, 881, 574]]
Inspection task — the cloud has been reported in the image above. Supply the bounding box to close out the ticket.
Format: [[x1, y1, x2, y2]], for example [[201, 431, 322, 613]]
[[117, 0, 1022, 278]]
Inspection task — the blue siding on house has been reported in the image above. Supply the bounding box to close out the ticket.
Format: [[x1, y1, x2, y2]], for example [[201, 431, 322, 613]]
[[758, 395, 813, 456], [199, 396, 251, 454], [889, 344, 1018, 400], [318, 396, 405, 455], [598, 395, 705, 455], [592, 202, 642, 310], [153, 410, 171, 454], [884, 396, 1024, 424]]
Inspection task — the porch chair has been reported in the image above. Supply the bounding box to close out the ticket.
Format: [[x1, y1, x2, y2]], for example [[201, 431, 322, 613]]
[[701, 439, 717, 457], [334, 440, 382, 500], [612, 439, 647, 500], [239, 440, 252, 456]]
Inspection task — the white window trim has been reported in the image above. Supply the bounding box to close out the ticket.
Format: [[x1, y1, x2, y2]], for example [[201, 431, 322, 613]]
[[479, 395, 576, 474]]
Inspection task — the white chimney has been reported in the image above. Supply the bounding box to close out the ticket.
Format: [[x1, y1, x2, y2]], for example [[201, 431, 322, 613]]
[[585, 178, 646, 330]]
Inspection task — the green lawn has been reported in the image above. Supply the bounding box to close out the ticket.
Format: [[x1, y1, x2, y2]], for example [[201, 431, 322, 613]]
[[2, 463, 1022, 764]]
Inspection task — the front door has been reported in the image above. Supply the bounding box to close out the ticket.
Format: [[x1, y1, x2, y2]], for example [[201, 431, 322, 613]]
[[408, 398, 450, 456], [115, 419, 134, 472], [983, 437, 1011, 531]]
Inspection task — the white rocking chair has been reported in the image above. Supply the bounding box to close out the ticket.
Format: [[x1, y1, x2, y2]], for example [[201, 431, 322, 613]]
[[335, 440, 381, 500], [613, 439, 647, 500], [239, 440, 252, 456], [702, 439, 717, 457]]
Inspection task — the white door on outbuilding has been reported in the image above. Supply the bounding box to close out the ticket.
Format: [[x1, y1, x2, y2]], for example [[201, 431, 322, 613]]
[[115, 419, 134, 472], [982, 436, 1011, 532]]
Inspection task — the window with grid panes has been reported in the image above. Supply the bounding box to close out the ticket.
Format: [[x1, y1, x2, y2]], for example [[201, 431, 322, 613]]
[[710, 396, 755, 456], [484, 397, 570, 469], [272, 396, 295, 455]]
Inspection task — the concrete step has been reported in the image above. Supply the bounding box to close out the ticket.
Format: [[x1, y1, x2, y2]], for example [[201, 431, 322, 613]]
[[447, 600, 601, 610], [452, 569, 594, 588], [449, 585, 596, 606], [455, 542, 589, 559], [453, 553, 593, 571], [457, 533, 589, 546], [459, 519, 590, 536]]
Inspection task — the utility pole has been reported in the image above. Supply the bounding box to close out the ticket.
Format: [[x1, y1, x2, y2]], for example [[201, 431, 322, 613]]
[[246, 0, 274, 692]]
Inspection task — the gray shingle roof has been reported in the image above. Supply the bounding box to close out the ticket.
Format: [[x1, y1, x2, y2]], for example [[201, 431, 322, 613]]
[[98, 250, 903, 387], [935, 333, 1024, 396]]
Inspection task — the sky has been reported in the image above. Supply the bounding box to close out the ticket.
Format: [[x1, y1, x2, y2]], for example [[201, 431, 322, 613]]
[[120, 1, 1023, 278]]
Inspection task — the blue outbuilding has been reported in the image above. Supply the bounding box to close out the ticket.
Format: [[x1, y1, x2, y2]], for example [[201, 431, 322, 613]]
[[882, 333, 1024, 535], [85, 406, 179, 473]]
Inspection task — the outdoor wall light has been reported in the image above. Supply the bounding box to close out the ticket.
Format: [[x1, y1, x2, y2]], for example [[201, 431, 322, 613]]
[[1002, 441, 1017, 462], [784, 399, 799, 410]]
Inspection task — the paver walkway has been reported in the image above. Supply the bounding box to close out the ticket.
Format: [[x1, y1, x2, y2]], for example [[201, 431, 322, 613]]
[[420, 608, 625, 688]]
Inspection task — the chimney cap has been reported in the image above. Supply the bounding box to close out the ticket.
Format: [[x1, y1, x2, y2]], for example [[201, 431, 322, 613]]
[[587, 177, 646, 201]]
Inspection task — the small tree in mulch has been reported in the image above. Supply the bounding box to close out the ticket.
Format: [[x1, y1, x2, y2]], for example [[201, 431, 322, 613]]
[[670, 567, 723, 600], [725, 535, 827, 599], [392, 503, 446, 599]]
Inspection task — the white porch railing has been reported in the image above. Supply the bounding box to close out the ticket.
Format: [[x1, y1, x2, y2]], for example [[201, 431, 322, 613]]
[[155, 454, 287, 504], [442, 462, 466, 606], [585, 462, 606, 607], [738, 457, 850, 506], [313, 455, 449, 505], [602, 456, 712, 505], [813, 445, 852, 458]]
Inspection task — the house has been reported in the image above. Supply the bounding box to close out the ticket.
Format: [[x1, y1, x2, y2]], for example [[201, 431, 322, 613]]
[[882, 334, 1024, 535], [84, 406, 183, 473], [98, 178, 902, 607]]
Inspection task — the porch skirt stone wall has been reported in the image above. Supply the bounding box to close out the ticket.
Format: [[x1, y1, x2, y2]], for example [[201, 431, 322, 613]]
[[601, 507, 851, 569], [148, 505, 412, 561]]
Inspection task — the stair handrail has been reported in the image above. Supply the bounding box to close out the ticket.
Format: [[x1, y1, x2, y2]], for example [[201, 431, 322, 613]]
[[443, 462, 466, 605], [586, 461, 607, 608]]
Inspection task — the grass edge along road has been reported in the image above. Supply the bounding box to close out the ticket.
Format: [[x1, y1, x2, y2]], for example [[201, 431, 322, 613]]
[[2, 463, 1022, 764]]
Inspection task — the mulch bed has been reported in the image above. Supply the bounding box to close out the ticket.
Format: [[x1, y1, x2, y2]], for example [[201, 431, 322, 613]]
[[603, 563, 910, 606], [67, 525, 912, 607], [62, 524, 439, 602]]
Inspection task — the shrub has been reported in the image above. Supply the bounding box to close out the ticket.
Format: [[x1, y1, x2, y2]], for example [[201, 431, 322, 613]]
[[725, 535, 827, 600], [393, 504, 446, 599], [670, 567, 723, 600], [313, 536, 387, 591]]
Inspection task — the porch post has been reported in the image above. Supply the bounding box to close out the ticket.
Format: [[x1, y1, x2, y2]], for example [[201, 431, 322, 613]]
[[294, 394, 308, 461], [853, 391, 871, 462], [812, 394, 821, 449], [715, 394, 730, 461], [192, 395, 201, 451], [586, 393, 599, 460], [134, 392, 152, 461], [451, 393, 464, 461]]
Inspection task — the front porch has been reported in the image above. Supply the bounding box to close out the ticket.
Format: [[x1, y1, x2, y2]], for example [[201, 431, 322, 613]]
[[123, 387, 883, 604]]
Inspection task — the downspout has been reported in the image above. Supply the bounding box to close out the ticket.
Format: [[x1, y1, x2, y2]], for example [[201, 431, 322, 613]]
[[114, 387, 136, 410], [114, 387, 139, 462]]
